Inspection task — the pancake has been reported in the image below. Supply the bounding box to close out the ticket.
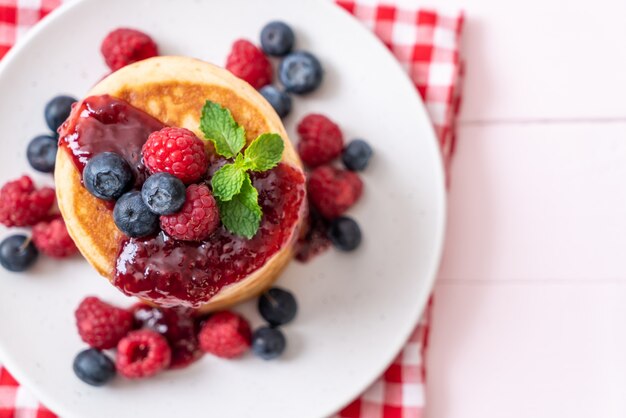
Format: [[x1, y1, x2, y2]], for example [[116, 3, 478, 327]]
[[55, 56, 305, 313]]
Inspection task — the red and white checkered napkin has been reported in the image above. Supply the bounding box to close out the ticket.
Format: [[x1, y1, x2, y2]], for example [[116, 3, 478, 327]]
[[0, 0, 463, 416]]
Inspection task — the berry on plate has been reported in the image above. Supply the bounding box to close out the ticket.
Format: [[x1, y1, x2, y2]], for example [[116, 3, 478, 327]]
[[141, 173, 186, 215], [116, 330, 172, 379], [0, 235, 38, 272], [142, 127, 208, 184], [259, 85, 292, 118], [27, 135, 58, 173], [252, 326, 286, 360], [258, 287, 298, 327], [44, 95, 76, 132], [260, 21, 295, 57], [73, 349, 116, 387], [113, 191, 160, 238], [297, 114, 344, 167], [279, 51, 323, 94], [83, 152, 133, 201], [32, 216, 78, 258], [342, 139, 373, 171], [0, 176, 55, 227], [198, 311, 252, 359], [308, 166, 363, 219], [225, 39, 273, 89], [328, 216, 362, 251], [160, 184, 220, 241], [100, 28, 158, 71], [75, 296, 134, 350]]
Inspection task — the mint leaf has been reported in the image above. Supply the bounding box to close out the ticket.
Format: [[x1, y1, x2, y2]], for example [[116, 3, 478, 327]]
[[211, 164, 246, 201], [217, 174, 262, 238], [243, 133, 284, 172], [200, 101, 246, 158]]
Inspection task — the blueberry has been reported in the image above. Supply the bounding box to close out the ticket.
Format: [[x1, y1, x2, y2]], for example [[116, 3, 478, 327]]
[[342, 139, 373, 172], [258, 287, 297, 326], [328, 216, 362, 251], [73, 349, 116, 387], [252, 326, 286, 360], [260, 21, 295, 57], [279, 51, 323, 94], [113, 191, 159, 238], [0, 235, 38, 272], [44, 95, 76, 132], [83, 152, 133, 201], [26, 135, 58, 173], [259, 86, 292, 118], [141, 173, 186, 215]]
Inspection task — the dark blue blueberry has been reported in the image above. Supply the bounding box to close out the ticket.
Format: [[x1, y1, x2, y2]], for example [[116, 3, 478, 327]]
[[279, 51, 323, 95], [342, 139, 373, 171], [259, 86, 292, 118], [44, 95, 76, 132], [328, 216, 362, 251], [252, 326, 287, 360], [113, 191, 159, 238], [258, 287, 298, 326], [141, 173, 186, 215], [0, 235, 38, 272], [83, 152, 133, 201], [73, 349, 116, 387], [27, 135, 58, 173], [260, 21, 295, 57]]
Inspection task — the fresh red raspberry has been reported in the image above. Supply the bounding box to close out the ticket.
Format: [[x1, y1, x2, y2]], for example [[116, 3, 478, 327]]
[[0, 176, 55, 227], [160, 184, 220, 241], [198, 311, 252, 359], [142, 127, 208, 184], [308, 166, 363, 219], [225, 39, 272, 89], [75, 297, 134, 350], [32, 216, 78, 258], [116, 330, 171, 379], [100, 28, 158, 71], [297, 114, 344, 167]]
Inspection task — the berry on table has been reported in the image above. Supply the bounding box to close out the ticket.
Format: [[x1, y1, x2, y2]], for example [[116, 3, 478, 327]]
[[73, 349, 116, 387], [252, 326, 286, 360], [308, 166, 363, 219], [142, 127, 208, 184], [260, 85, 292, 118], [328, 216, 362, 251], [160, 184, 220, 241], [342, 139, 373, 171], [32, 217, 78, 258], [0, 176, 55, 227], [83, 152, 133, 201], [279, 51, 323, 94], [260, 21, 295, 57], [116, 330, 172, 378], [141, 173, 186, 215], [113, 191, 160, 238], [75, 296, 134, 350], [198, 311, 252, 359], [44, 95, 76, 132], [258, 287, 298, 326], [0, 235, 38, 272], [297, 114, 344, 167], [225, 39, 273, 89], [100, 28, 158, 71], [27, 135, 58, 173]]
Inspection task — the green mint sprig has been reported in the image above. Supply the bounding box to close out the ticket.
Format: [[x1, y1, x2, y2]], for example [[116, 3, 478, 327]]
[[200, 101, 284, 238]]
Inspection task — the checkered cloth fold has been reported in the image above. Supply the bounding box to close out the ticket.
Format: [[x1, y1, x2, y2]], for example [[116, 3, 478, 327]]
[[0, 1, 463, 417]]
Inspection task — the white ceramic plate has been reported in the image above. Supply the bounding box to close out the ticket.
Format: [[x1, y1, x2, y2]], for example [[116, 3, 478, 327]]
[[0, 0, 445, 417]]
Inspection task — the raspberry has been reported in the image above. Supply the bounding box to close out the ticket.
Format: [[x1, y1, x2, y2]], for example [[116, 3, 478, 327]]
[[100, 28, 158, 71], [225, 39, 273, 89], [160, 184, 220, 241], [308, 166, 363, 219], [198, 311, 252, 358], [0, 176, 55, 227], [32, 217, 78, 258], [116, 330, 171, 379], [297, 114, 344, 167], [75, 297, 134, 350], [142, 127, 208, 184]]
